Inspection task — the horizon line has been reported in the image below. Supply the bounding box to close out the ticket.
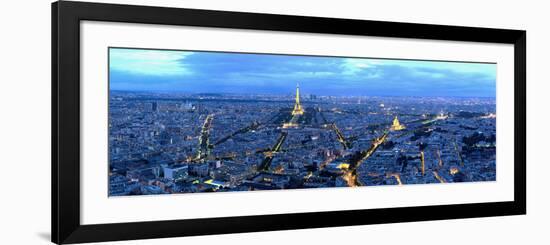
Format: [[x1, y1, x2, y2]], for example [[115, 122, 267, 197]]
[[110, 89, 497, 99]]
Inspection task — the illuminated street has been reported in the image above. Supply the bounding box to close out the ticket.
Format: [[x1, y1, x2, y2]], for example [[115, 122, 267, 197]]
[[108, 48, 496, 196], [109, 85, 496, 195]]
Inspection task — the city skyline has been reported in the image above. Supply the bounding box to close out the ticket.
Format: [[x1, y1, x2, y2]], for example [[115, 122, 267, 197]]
[[108, 47, 496, 196], [109, 48, 497, 97]]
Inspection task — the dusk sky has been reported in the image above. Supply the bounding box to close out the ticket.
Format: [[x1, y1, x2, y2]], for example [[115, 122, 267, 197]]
[[109, 48, 496, 97]]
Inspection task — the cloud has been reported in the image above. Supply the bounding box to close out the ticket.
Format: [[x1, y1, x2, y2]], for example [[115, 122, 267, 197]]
[[374, 59, 496, 79], [109, 48, 194, 76], [340, 58, 380, 75], [109, 48, 496, 97]]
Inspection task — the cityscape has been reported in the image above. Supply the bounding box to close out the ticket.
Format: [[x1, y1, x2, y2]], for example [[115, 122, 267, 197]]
[[108, 48, 497, 196]]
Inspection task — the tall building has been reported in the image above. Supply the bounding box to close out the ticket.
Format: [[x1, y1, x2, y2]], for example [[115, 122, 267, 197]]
[[292, 83, 304, 115], [284, 83, 305, 128], [163, 164, 189, 180]]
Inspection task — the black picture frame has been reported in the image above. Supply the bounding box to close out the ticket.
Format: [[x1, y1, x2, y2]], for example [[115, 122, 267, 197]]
[[52, 1, 526, 244]]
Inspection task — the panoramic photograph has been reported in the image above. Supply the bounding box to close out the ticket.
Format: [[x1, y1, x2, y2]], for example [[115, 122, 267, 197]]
[[108, 47, 497, 196]]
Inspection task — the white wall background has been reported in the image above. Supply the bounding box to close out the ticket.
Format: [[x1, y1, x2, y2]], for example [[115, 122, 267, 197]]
[[0, 0, 547, 244]]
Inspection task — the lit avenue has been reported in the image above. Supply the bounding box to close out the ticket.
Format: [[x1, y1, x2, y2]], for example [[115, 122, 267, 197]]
[[108, 48, 496, 196], [109, 84, 496, 195]]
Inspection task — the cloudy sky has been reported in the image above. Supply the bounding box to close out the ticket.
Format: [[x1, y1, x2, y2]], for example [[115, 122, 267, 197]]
[[109, 47, 496, 97]]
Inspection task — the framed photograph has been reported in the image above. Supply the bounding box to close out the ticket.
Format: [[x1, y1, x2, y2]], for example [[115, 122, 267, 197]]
[[52, 1, 526, 244]]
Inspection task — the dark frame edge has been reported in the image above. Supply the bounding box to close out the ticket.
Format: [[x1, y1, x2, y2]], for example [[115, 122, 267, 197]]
[[51, 1, 59, 243], [60, 202, 521, 244], [513, 31, 527, 215], [52, 1, 82, 244]]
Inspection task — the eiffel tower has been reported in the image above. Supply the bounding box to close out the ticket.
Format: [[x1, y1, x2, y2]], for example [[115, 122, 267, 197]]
[[291, 83, 304, 116]]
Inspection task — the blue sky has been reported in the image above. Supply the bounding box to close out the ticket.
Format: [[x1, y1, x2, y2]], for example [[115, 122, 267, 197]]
[[109, 48, 496, 97]]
